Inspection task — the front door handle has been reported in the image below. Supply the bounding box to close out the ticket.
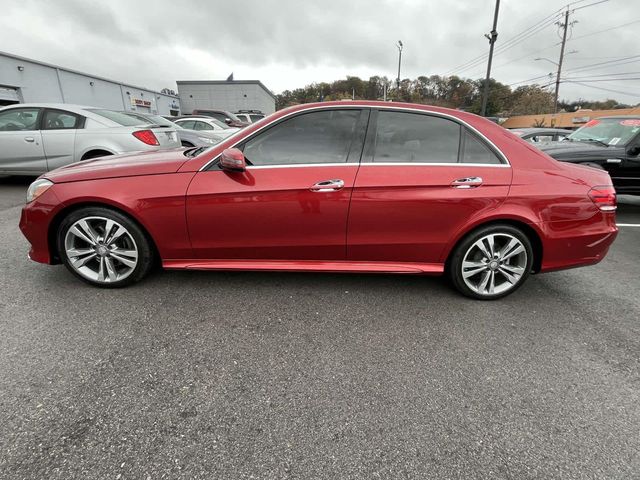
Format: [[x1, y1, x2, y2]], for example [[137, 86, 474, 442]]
[[24, 137, 35, 143], [451, 176, 483, 189], [310, 179, 344, 192]]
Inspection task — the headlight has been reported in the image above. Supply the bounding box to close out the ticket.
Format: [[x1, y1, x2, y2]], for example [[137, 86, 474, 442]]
[[26, 179, 53, 203], [197, 136, 217, 144]]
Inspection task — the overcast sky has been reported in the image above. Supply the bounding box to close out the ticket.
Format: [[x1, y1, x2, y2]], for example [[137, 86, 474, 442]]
[[2, 0, 638, 103]]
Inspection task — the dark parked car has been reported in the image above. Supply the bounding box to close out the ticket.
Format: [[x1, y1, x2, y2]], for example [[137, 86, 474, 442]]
[[539, 116, 640, 195], [510, 127, 573, 143], [191, 109, 249, 128]]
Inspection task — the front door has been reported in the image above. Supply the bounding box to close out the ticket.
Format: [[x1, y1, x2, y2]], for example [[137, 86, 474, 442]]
[[186, 108, 368, 260], [347, 109, 512, 264], [0, 107, 45, 173], [41, 108, 84, 170]]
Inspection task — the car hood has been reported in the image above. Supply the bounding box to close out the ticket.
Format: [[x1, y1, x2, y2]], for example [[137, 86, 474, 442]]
[[538, 140, 625, 161], [44, 148, 190, 183]]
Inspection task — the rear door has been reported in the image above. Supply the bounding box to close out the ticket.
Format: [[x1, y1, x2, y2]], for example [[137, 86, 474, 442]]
[[0, 107, 45, 173], [347, 109, 512, 264], [41, 108, 84, 170], [186, 108, 368, 260]]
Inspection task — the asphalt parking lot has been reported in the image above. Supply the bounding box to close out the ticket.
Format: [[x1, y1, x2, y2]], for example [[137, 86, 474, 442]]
[[0, 177, 638, 480]]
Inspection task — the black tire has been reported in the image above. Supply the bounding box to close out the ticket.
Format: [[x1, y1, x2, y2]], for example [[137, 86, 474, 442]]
[[57, 207, 155, 288], [448, 224, 534, 300], [82, 151, 113, 161]]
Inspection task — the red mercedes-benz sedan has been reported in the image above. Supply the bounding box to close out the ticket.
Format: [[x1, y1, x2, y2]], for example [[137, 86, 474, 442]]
[[19, 101, 618, 299]]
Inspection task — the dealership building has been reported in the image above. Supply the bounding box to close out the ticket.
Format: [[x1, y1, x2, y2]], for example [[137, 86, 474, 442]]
[[177, 80, 276, 115], [0, 51, 181, 116]]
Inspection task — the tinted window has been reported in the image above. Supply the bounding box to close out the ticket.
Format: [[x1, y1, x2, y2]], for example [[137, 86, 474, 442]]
[[43, 110, 82, 130], [242, 110, 361, 166], [194, 121, 214, 131], [210, 112, 229, 123], [87, 109, 143, 126], [177, 120, 195, 130], [0, 108, 40, 131], [250, 114, 264, 122], [373, 111, 460, 163], [462, 130, 502, 164]]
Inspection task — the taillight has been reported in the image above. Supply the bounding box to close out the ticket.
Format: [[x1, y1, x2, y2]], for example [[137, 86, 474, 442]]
[[132, 129, 159, 146], [588, 185, 616, 212]]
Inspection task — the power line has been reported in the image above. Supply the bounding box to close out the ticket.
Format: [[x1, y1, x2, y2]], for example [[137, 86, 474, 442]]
[[567, 18, 640, 41], [564, 80, 640, 97], [444, 0, 608, 77]]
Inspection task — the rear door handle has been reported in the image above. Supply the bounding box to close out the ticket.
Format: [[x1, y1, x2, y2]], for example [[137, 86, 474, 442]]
[[451, 176, 483, 189], [24, 137, 35, 143], [310, 179, 344, 192]]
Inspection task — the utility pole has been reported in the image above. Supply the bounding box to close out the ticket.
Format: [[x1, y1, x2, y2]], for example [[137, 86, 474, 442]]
[[396, 40, 403, 91], [554, 9, 571, 113], [481, 0, 500, 116]]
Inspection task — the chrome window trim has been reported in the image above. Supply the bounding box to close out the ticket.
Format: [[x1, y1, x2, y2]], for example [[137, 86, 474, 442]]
[[246, 163, 355, 170], [199, 104, 511, 171], [360, 162, 510, 168]]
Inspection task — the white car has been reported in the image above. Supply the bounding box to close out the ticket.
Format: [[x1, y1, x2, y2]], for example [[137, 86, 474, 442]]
[[173, 116, 240, 139], [0, 103, 181, 175]]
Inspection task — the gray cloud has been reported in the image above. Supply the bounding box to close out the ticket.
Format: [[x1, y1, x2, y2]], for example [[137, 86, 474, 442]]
[[2, 0, 638, 102]]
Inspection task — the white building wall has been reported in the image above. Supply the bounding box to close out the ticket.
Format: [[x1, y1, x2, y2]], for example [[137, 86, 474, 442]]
[[0, 52, 180, 115], [178, 82, 275, 114]]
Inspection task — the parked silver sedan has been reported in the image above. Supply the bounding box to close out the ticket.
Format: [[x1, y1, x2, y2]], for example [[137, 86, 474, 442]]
[[0, 103, 181, 175]]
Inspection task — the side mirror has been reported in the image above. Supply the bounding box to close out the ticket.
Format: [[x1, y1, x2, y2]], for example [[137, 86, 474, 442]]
[[626, 144, 640, 156], [225, 117, 232, 125], [219, 148, 246, 172]]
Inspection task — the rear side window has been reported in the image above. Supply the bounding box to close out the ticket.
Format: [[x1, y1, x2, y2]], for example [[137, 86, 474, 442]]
[[373, 111, 460, 163], [461, 130, 502, 164], [177, 120, 195, 129], [0, 108, 40, 131], [87, 109, 143, 126], [242, 109, 362, 166], [43, 110, 83, 130], [193, 121, 214, 131]]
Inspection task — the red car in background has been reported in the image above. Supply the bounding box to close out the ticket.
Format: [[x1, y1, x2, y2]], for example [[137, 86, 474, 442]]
[[19, 101, 617, 299]]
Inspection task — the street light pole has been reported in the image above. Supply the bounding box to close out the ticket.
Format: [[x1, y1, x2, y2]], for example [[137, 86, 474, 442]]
[[396, 40, 403, 91], [480, 0, 500, 117]]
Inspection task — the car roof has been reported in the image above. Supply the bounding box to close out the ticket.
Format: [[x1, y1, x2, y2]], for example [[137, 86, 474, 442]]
[[0, 103, 96, 113]]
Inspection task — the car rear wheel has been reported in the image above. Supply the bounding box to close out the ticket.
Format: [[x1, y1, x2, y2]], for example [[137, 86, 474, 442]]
[[57, 207, 154, 287], [449, 224, 533, 300]]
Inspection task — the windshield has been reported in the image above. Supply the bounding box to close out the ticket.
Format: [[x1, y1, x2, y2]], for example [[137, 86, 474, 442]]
[[87, 109, 146, 126], [210, 118, 231, 129], [568, 118, 640, 146]]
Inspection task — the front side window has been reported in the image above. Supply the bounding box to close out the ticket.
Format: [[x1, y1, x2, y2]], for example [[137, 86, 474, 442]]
[[373, 111, 460, 163], [43, 110, 83, 130], [0, 108, 40, 131], [242, 109, 361, 166]]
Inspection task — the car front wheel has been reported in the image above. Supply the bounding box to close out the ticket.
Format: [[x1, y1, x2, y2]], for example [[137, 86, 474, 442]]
[[449, 224, 533, 300], [57, 207, 154, 287]]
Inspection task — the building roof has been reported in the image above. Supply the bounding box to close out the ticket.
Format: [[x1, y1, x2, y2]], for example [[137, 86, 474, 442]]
[[176, 80, 276, 100], [502, 106, 640, 129], [0, 50, 179, 98]]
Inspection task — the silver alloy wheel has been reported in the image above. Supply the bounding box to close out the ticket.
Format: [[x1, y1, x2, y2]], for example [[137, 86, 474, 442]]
[[461, 233, 527, 296], [64, 216, 139, 284]]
